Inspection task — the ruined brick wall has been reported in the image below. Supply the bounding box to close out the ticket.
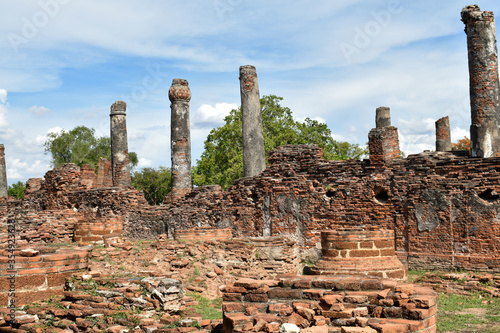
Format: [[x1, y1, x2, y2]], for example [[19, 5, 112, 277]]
[[3, 144, 500, 273], [97, 158, 113, 187], [222, 276, 437, 333], [162, 145, 500, 272], [80, 164, 97, 189], [0, 247, 90, 306]]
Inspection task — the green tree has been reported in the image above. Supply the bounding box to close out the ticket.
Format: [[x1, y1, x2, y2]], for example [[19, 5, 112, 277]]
[[44, 125, 138, 172], [193, 95, 367, 189], [131, 166, 172, 205], [8, 181, 25, 199]]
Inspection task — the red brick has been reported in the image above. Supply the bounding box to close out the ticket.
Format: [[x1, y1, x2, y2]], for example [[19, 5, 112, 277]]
[[303, 289, 323, 299], [222, 293, 242, 302], [222, 302, 244, 313], [268, 288, 303, 299], [244, 293, 268, 303]]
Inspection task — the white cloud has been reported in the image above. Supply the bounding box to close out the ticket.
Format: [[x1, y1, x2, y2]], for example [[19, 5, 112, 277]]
[[137, 158, 153, 168], [47, 126, 64, 135], [0, 105, 8, 128], [7, 159, 48, 181], [29, 105, 50, 115], [295, 116, 326, 124], [193, 103, 238, 127], [451, 126, 469, 143], [0, 89, 6, 104]]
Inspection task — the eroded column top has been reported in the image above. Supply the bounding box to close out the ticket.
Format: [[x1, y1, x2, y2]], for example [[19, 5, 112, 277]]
[[239, 65, 258, 92], [110, 101, 127, 115], [461, 5, 495, 25], [169, 78, 191, 102]]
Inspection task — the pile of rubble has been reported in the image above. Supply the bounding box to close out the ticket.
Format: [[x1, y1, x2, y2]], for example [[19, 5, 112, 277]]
[[0, 272, 222, 333]]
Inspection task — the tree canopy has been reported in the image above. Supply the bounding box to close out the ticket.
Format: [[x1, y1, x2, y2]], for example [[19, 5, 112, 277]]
[[44, 125, 138, 171], [452, 136, 471, 152], [193, 95, 367, 189], [131, 166, 172, 205], [8, 181, 25, 199]]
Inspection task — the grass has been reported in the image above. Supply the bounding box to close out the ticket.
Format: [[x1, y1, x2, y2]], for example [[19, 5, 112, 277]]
[[407, 269, 427, 283], [437, 292, 500, 332], [186, 292, 223, 320]]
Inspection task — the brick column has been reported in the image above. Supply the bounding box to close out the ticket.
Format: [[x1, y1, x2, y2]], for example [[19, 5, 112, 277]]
[[461, 5, 500, 157], [435, 116, 452, 151], [368, 107, 400, 164], [0, 145, 7, 196], [239, 65, 266, 177], [110, 101, 131, 187], [169, 78, 192, 199]]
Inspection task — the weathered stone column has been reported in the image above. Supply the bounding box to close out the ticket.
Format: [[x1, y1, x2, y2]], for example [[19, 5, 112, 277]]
[[0, 145, 7, 196], [435, 116, 452, 151], [368, 107, 400, 164], [239, 65, 266, 177], [110, 101, 131, 187], [169, 78, 192, 199], [462, 5, 500, 157]]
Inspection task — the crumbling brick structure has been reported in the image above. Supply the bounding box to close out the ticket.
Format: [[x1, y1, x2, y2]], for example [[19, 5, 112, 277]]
[[222, 276, 437, 332], [240, 65, 266, 178], [0, 144, 7, 197], [435, 116, 451, 152], [160, 144, 500, 273], [168, 78, 192, 202], [462, 5, 500, 157], [0, 247, 91, 306], [110, 101, 132, 187], [368, 107, 401, 164], [311, 228, 407, 280]]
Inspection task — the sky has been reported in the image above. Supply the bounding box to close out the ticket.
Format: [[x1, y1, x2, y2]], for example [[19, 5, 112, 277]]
[[0, 0, 499, 185]]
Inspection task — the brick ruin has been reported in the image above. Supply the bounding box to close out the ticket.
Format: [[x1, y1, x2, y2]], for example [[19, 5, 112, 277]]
[[1, 6, 500, 272], [2, 4, 500, 331], [222, 276, 437, 333]]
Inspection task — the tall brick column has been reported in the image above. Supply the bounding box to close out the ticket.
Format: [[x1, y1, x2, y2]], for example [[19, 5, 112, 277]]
[[461, 5, 500, 157], [435, 116, 452, 151], [169, 78, 192, 199], [239, 65, 266, 177], [368, 107, 401, 164], [110, 101, 131, 187], [0, 145, 7, 197]]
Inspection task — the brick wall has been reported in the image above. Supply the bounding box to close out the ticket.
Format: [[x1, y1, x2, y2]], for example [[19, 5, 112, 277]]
[[161, 145, 500, 272], [3, 144, 500, 273], [311, 229, 406, 280], [222, 276, 437, 332], [0, 248, 90, 306], [174, 227, 232, 242]]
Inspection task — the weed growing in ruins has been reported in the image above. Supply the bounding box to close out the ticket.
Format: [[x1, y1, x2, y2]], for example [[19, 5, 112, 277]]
[[185, 292, 223, 320], [407, 270, 427, 283], [193, 266, 200, 276], [164, 322, 181, 328], [110, 312, 128, 320], [84, 316, 100, 324], [47, 297, 66, 310]]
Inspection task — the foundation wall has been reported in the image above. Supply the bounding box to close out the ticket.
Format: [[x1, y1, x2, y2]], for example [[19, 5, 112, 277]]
[[0, 248, 90, 306], [222, 276, 437, 333]]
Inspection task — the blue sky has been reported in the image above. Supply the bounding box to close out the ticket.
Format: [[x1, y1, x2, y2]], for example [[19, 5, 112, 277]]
[[1, 0, 499, 184]]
